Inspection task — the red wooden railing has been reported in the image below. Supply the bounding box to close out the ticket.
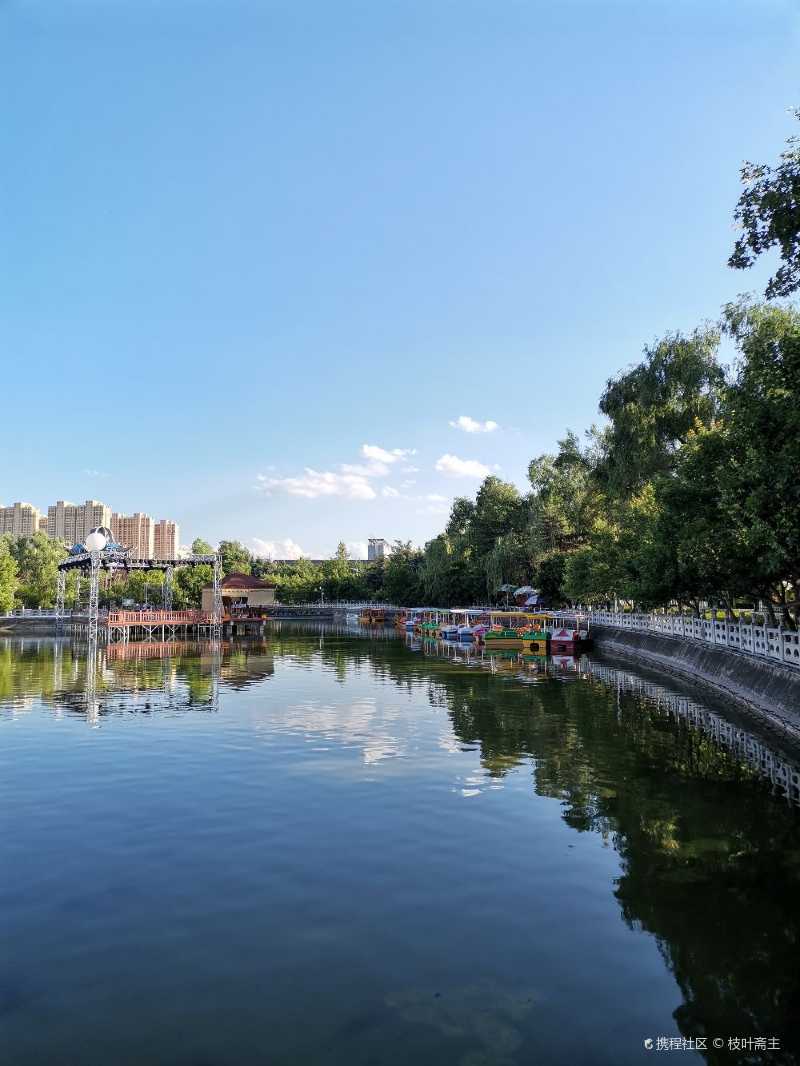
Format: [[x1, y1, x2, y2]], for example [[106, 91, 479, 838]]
[[107, 610, 212, 625]]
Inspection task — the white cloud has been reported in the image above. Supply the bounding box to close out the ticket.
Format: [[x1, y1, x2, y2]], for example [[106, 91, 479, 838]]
[[256, 469, 376, 500], [449, 415, 499, 434], [341, 461, 389, 477], [361, 444, 415, 465], [402, 465, 419, 474], [251, 537, 306, 560], [346, 541, 368, 559], [435, 454, 491, 479], [256, 443, 419, 502], [417, 492, 451, 517], [382, 486, 401, 498], [400, 479, 416, 489], [83, 468, 110, 478]]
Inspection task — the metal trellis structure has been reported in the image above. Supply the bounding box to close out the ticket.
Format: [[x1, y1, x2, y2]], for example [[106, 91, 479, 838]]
[[55, 570, 65, 631]]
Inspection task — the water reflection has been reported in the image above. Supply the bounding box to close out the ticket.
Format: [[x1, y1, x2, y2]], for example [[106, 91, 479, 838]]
[[2, 627, 800, 1062], [0, 638, 274, 719]]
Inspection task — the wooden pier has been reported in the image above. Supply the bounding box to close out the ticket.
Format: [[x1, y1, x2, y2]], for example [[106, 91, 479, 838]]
[[104, 609, 267, 644]]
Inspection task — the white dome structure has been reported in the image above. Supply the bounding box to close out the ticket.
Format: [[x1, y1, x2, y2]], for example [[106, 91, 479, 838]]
[[85, 527, 111, 552]]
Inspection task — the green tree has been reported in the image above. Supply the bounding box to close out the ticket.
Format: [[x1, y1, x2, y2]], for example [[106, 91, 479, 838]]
[[191, 537, 214, 556], [383, 541, 424, 604], [173, 564, 213, 608], [729, 110, 800, 299], [597, 329, 724, 495], [270, 558, 324, 604], [718, 299, 800, 623], [0, 538, 18, 613], [218, 540, 252, 576], [322, 543, 371, 601], [8, 533, 67, 608]]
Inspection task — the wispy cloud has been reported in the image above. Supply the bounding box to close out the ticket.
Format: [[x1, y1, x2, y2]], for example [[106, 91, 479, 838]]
[[435, 454, 491, 478], [382, 486, 401, 498], [83, 468, 110, 478], [346, 540, 368, 559], [417, 492, 451, 516], [256, 443, 414, 501], [257, 468, 376, 500], [362, 444, 415, 464], [252, 537, 306, 559], [449, 415, 498, 434]]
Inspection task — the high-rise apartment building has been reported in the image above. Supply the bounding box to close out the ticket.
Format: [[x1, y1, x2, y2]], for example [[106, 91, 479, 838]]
[[0, 502, 43, 537], [153, 519, 180, 559], [368, 538, 390, 561], [111, 512, 154, 558], [6, 494, 178, 555], [47, 500, 78, 543], [47, 499, 112, 544]]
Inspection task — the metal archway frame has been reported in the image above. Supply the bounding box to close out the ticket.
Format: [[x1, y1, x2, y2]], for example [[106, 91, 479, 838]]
[[57, 551, 222, 642]]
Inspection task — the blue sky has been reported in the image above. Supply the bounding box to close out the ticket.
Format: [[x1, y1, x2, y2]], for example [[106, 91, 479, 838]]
[[1, 0, 797, 558]]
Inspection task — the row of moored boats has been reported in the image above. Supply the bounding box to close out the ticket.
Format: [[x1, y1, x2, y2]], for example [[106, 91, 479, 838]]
[[394, 608, 591, 655]]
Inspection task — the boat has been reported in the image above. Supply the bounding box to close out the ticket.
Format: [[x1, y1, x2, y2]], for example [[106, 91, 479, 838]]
[[359, 607, 385, 625], [405, 609, 424, 632], [549, 623, 592, 654], [518, 612, 553, 655], [455, 608, 490, 642], [482, 611, 539, 652], [438, 610, 461, 640], [419, 610, 442, 639]]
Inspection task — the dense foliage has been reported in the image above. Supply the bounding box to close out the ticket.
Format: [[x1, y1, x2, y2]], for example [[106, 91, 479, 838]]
[[3, 122, 798, 624], [414, 299, 800, 625], [2, 301, 797, 624], [729, 110, 800, 298]]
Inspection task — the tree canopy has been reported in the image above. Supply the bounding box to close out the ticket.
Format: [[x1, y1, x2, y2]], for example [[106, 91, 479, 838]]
[[729, 110, 800, 299]]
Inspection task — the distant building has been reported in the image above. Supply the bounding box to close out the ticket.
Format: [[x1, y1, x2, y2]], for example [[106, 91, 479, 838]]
[[153, 519, 180, 559], [111, 512, 154, 558], [368, 538, 390, 561], [47, 500, 78, 542], [47, 499, 112, 544], [0, 501, 43, 537], [201, 572, 276, 614]]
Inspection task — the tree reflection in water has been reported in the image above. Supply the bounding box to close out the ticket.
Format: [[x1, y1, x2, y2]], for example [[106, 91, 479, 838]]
[[2, 625, 799, 1059]]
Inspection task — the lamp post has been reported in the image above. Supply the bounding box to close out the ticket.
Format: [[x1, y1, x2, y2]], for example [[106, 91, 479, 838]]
[[83, 529, 107, 722]]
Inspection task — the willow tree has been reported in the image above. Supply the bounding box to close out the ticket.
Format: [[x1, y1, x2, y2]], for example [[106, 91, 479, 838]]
[[597, 328, 724, 497]]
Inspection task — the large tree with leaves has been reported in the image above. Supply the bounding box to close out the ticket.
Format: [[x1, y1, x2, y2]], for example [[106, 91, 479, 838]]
[[7, 533, 67, 608], [597, 328, 724, 496], [729, 110, 800, 299], [718, 299, 800, 622], [217, 540, 252, 576], [0, 538, 18, 614]]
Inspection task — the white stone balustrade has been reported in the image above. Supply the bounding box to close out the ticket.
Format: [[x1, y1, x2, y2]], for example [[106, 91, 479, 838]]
[[588, 611, 800, 671]]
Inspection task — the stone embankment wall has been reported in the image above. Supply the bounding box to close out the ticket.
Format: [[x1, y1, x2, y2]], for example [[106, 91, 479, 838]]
[[0, 617, 60, 635], [592, 626, 800, 744]]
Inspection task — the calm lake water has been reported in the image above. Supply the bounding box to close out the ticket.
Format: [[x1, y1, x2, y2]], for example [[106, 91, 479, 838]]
[[2, 625, 800, 1066]]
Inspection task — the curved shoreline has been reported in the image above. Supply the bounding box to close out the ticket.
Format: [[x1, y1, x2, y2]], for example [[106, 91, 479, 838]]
[[591, 625, 800, 748]]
